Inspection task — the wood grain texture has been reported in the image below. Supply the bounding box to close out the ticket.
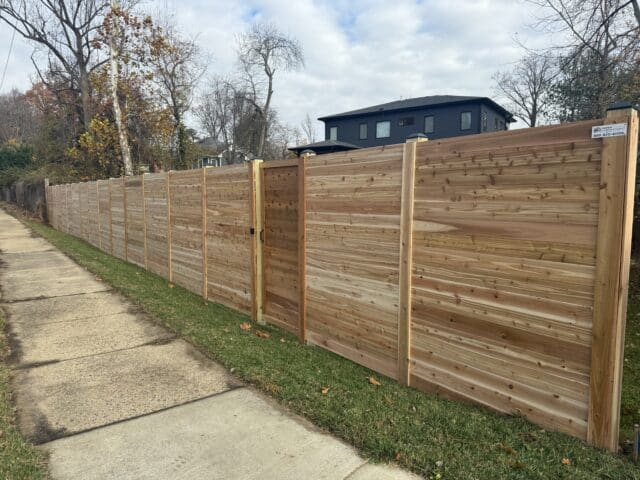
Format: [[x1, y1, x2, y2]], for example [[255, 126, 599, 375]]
[[410, 120, 605, 439], [588, 108, 639, 451], [305, 145, 404, 379], [169, 169, 203, 295], [262, 163, 299, 333], [124, 176, 145, 267], [109, 178, 126, 260], [205, 164, 253, 314], [144, 173, 170, 278], [97, 180, 112, 254]]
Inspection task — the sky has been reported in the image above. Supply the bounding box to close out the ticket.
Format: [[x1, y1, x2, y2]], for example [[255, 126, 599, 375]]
[[0, 0, 553, 138]]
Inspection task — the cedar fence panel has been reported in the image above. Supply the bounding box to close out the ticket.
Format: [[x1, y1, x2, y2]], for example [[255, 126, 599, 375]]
[[109, 178, 126, 260], [144, 172, 170, 278], [205, 164, 253, 314], [97, 180, 112, 253], [85, 181, 100, 248], [304, 145, 404, 379], [409, 120, 601, 440], [169, 169, 203, 295], [262, 162, 300, 333], [42, 110, 638, 451], [125, 176, 145, 268]]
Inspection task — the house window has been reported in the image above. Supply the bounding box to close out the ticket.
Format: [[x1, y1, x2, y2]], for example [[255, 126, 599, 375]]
[[460, 111, 472, 131], [329, 126, 338, 141], [481, 112, 488, 132], [494, 117, 499, 130], [359, 123, 368, 139], [424, 115, 434, 134], [376, 120, 391, 138], [398, 117, 414, 127]]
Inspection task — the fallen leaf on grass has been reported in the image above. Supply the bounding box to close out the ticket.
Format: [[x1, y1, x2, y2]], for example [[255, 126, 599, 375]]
[[280, 338, 285, 343], [321, 387, 329, 395], [368, 376, 381, 386], [255, 330, 271, 338], [395, 452, 402, 461], [435, 460, 443, 468], [239, 322, 252, 331], [561, 458, 571, 465], [168, 283, 174, 289]]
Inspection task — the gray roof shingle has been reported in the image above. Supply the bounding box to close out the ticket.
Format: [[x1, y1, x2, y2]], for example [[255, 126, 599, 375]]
[[318, 95, 513, 121]]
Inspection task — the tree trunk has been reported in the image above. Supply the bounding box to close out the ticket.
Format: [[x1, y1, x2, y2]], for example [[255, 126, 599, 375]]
[[108, 1, 133, 176], [256, 74, 273, 158]]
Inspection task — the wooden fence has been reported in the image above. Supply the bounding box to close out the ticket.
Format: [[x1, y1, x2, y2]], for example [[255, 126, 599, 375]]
[[45, 107, 638, 451]]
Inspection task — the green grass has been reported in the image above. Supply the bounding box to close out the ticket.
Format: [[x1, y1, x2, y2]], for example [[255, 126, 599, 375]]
[[12, 213, 640, 479], [0, 310, 48, 479], [621, 265, 640, 454]]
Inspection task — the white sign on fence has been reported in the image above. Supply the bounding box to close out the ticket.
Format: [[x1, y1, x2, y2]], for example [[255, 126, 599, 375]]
[[592, 123, 628, 139]]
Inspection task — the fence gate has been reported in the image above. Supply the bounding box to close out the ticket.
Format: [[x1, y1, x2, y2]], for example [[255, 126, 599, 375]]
[[260, 160, 300, 334]]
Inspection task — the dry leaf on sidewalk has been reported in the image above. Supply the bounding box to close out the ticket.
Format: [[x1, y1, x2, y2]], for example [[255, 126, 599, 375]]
[[368, 376, 381, 386], [239, 322, 252, 331]]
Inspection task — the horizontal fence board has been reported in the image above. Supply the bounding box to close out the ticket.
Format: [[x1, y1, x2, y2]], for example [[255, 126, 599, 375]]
[[206, 165, 253, 314], [306, 145, 403, 378], [109, 178, 126, 260], [169, 169, 203, 294], [125, 176, 145, 268], [409, 122, 603, 439], [144, 173, 169, 279]]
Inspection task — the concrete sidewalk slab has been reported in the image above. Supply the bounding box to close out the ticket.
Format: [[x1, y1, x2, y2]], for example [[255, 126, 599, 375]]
[[1, 276, 110, 302], [1, 250, 83, 272], [44, 388, 419, 480], [2, 291, 130, 324], [13, 339, 240, 443], [0, 235, 55, 253], [8, 311, 175, 366]]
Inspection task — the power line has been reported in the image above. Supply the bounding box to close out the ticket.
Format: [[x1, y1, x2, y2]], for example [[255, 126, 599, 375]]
[[0, 28, 16, 92]]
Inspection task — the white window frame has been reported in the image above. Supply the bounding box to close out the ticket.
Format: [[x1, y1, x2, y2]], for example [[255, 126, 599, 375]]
[[424, 115, 434, 134], [376, 120, 391, 139], [329, 126, 338, 141], [460, 111, 472, 131]]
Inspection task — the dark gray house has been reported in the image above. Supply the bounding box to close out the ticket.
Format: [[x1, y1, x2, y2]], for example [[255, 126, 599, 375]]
[[290, 95, 514, 156]]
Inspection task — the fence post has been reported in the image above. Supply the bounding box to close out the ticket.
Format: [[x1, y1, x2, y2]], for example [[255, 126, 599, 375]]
[[108, 179, 113, 255], [167, 171, 173, 283], [123, 176, 128, 261], [201, 167, 208, 300], [588, 105, 638, 451], [398, 134, 428, 386], [142, 174, 148, 269], [298, 155, 308, 343], [250, 160, 264, 324], [97, 181, 101, 250]]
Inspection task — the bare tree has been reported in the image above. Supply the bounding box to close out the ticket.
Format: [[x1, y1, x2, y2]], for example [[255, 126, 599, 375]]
[[493, 54, 555, 127], [0, 1, 113, 131], [0, 89, 41, 143], [236, 22, 304, 158], [149, 27, 205, 169], [300, 113, 316, 143], [528, 0, 639, 117]]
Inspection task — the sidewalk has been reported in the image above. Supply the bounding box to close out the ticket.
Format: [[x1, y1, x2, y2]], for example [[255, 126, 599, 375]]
[[0, 210, 420, 480]]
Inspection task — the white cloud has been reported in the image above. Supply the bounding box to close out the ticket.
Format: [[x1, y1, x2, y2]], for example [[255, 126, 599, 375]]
[[0, 0, 548, 139]]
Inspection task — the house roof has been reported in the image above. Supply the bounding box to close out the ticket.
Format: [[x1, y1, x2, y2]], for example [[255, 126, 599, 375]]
[[288, 139, 361, 156], [318, 95, 515, 122]]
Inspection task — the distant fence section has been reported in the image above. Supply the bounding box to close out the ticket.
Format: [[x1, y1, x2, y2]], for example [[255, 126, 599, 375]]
[[45, 107, 638, 452]]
